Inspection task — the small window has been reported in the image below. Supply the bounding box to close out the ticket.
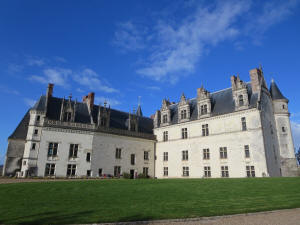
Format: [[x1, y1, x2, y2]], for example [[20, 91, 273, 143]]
[[34, 129, 38, 135], [239, 95, 244, 106], [144, 151, 149, 160], [163, 131, 168, 142], [181, 109, 187, 120], [48, 143, 58, 157], [64, 112, 72, 122], [204, 166, 211, 177], [241, 117, 247, 131], [69, 144, 78, 158], [115, 148, 122, 159], [98, 168, 102, 177], [31, 143, 36, 150], [182, 150, 188, 161], [202, 124, 209, 136], [244, 145, 250, 158], [163, 152, 168, 161], [130, 154, 135, 165], [45, 163, 55, 176], [86, 153, 91, 162], [143, 167, 149, 176], [181, 128, 188, 139], [114, 166, 121, 177], [163, 114, 168, 123], [36, 115, 40, 122], [183, 167, 189, 177], [201, 104, 208, 115], [67, 164, 76, 176], [282, 104, 285, 109], [220, 147, 227, 159], [221, 166, 229, 177], [246, 166, 255, 177], [163, 167, 168, 176], [203, 148, 210, 160], [282, 127, 286, 132], [87, 170, 91, 177]]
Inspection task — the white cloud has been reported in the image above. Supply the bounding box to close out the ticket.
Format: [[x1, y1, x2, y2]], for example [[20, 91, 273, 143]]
[[29, 68, 72, 87], [73, 68, 118, 93], [24, 98, 36, 107], [292, 121, 300, 150], [54, 56, 67, 63], [26, 56, 45, 66], [113, 21, 148, 52], [95, 96, 121, 107]]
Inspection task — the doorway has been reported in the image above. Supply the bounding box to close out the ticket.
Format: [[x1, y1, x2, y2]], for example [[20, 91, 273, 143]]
[[130, 169, 134, 179]]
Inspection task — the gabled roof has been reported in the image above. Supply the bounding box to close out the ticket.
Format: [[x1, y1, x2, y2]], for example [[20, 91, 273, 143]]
[[8, 110, 30, 140], [167, 83, 258, 125], [269, 80, 288, 101]]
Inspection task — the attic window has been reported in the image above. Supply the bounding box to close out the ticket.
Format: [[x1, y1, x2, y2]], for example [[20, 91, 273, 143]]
[[239, 95, 244, 106], [181, 109, 187, 120], [163, 114, 168, 123], [64, 112, 72, 122], [201, 104, 208, 115]]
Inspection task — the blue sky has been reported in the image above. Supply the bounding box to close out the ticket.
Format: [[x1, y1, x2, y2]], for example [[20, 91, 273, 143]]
[[0, 0, 300, 164]]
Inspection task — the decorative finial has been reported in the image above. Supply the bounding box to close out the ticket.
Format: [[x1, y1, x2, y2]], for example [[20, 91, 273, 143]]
[[138, 96, 141, 106], [271, 78, 274, 83]]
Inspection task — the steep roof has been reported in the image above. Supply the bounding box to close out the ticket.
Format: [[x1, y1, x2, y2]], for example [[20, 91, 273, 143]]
[[269, 80, 288, 101], [8, 110, 30, 140], [167, 83, 258, 125]]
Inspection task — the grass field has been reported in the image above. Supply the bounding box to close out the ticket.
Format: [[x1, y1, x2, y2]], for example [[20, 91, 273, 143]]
[[0, 178, 300, 224]]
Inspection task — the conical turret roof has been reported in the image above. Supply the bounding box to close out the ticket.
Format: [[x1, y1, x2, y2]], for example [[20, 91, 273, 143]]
[[270, 80, 288, 101], [136, 105, 143, 117]]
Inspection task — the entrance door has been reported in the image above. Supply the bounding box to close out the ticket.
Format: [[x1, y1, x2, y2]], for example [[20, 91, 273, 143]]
[[130, 169, 134, 179]]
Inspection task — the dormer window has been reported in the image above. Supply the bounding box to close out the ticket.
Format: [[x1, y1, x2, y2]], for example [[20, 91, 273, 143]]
[[101, 118, 107, 126], [181, 110, 187, 120], [36, 115, 40, 122], [64, 112, 72, 122], [239, 95, 244, 106], [163, 114, 168, 123], [201, 104, 208, 115]]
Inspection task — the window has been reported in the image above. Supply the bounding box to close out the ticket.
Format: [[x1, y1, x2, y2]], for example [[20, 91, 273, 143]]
[[163, 114, 168, 123], [31, 143, 36, 150], [23, 160, 26, 165], [220, 147, 227, 159], [163, 131, 168, 141], [282, 127, 286, 132], [87, 170, 91, 177], [100, 117, 107, 126], [244, 145, 250, 158], [163, 167, 168, 176], [282, 104, 285, 109], [98, 168, 102, 177], [114, 166, 121, 176], [201, 104, 208, 115], [36, 115, 40, 122], [183, 167, 189, 177], [131, 154, 135, 165], [239, 95, 244, 106], [221, 166, 229, 177], [204, 166, 211, 177], [143, 167, 149, 176], [246, 166, 255, 177], [69, 144, 78, 158], [48, 143, 58, 157], [181, 128, 188, 139], [182, 150, 188, 161], [241, 117, 247, 131], [115, 148, 122, 159], [181, 109, 187, 119], [64, 112, 72, 122], [86, 153, 91, 162], [34, 129, 38, 136], [144, 151, 149, 160], [67, 164, 76, 176], [45, 163, 55, 176], [203, 148, 210, 160], [163, 152, 168, 161], [202, 124, 209, 136]]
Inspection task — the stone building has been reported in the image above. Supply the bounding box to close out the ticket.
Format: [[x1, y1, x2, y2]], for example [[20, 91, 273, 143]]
[[3, 67, 299, 178]]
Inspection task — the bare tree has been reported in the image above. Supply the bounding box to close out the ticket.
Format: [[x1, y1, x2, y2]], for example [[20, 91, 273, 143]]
[[296, 147, 300, 165]]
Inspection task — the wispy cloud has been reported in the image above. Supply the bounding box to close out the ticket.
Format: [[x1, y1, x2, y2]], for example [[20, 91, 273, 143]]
[[95, 96, 121, 107], [54, 56, 67, 63], [291, 121, 300, 150], [73, 68, 118, 93], [24, 98, 36, 107], [26, 56, 45, 66], [0, 85, 20, 95], [114, 0, 299, 83], [146, 86, 161, 91], [29, 68, 72, 87]]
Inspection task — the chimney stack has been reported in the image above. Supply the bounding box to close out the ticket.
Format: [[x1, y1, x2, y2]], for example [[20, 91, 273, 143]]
[[83, 92, 95, 110], [249, 68, 265, 93], [46, 83, 54, 98]]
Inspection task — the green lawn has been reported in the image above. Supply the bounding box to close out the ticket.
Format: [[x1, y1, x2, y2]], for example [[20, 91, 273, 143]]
[[0, 178, 300, 224]]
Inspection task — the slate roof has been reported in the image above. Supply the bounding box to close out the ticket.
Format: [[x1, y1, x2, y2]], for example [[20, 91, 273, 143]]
[[8, 110, 30, 140], [269, 81, 288, 101], [167, 83, 259, 125]]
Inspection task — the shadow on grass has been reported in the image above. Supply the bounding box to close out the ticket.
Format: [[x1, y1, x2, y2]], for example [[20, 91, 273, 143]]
[[0, 210, 94, 225], [116, 214, 155, 224]]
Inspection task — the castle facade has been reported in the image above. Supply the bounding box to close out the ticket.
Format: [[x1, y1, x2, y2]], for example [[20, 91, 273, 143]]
[[3, 67, 299, 178]]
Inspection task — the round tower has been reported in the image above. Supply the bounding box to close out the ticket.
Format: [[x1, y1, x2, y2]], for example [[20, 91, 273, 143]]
[[270, 80, 298, 176]]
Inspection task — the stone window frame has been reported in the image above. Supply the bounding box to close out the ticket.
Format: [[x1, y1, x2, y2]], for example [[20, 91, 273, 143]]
[[203, 148, 210, 160], [87, 170, 91, 177], [221, 166, 229, 177], [282, 126, 286, 132], [241, 117, 247, 131], [163, 167, 168, 176], [86, 152, 91, 162], [33, 129, 38, 136], [238, 95, 244, 106], [45, 163, 55, 176], [63, 111, 72, 122], [163, 131, 168, 142], [163, 152, 168, 161], [114, 166, 121, 177], [200, 104, 208, 115], [220, 147, 228, 159], [180, 109, 187, 120], [244, 145, 250, 158], [181, 128, 188, 139], [183, 166, 189, 177], [182, 150, 188, 161], [202, 124, 209, 136], [144, 151, 149, 161], [31, 143, 36, 150], [246, 165, 255, 177], [115, 148, 122, 159], [130, 154, 135, 165], [162, 114, 168, 124], [143, 167, 149, 176], [69, 144, 79, 158], [204, 166, 211, 177], [48, 142, 58, 157], [67, 164, 76, 177]]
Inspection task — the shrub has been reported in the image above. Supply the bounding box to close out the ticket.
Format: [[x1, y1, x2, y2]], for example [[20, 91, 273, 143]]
[[137, 173, 149, 179], [122, 172, 131, 179]]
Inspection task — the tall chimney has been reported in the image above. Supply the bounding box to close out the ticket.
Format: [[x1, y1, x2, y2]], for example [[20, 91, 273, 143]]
[[83, 92, 95, 111], [249, 68, 263, 94], [46, 83, 54, 98]]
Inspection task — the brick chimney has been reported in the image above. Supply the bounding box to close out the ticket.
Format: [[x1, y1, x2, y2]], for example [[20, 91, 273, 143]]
[[46, 83, 54, 98], [83, 92, 95, 110], [249, 68, 265, 94]]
